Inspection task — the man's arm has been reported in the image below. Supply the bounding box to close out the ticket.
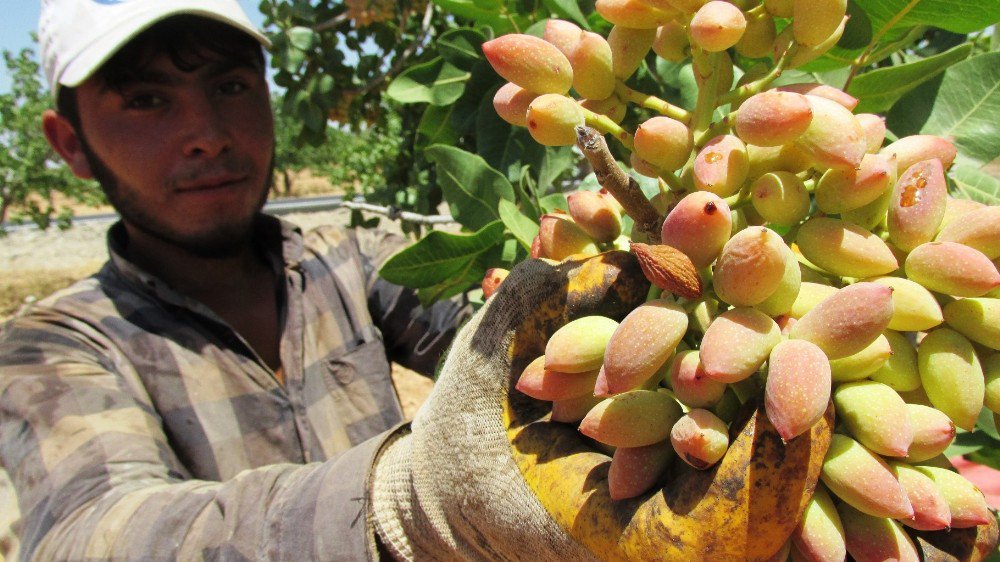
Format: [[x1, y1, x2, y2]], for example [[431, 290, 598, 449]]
[[0, 316, 387, 561]]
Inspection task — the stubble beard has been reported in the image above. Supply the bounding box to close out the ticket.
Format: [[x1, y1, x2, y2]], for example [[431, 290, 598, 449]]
[[77, 132, 274, 259]]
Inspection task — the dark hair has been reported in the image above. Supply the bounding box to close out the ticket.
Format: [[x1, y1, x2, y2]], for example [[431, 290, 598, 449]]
[[56, 15, 266, 130]]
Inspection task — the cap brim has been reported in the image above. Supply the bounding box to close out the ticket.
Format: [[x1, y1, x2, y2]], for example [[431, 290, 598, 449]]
[[58, 4, 270, 89]]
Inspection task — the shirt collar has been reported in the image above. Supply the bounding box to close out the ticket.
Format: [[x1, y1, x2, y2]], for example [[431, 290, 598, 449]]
[[105, 214, 306, 299]]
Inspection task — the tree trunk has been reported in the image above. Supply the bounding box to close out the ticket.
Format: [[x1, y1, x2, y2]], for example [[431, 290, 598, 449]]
[[283, 170, 293, 196]]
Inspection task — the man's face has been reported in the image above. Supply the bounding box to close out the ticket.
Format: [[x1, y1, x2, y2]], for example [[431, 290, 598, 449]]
[[73, 49, 275, 257]]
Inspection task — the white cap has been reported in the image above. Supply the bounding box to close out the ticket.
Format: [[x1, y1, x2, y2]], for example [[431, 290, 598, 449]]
[[40, 0, 271, 96]]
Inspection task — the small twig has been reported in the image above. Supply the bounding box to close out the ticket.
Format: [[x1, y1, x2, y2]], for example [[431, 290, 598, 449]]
[[339, 3, 436, 98], [575, 126, 662, 242], [717, 44, 794, 106], [844, 0, 922, 90], [853, 25, 926, 75], [313, 12, 350, 32]]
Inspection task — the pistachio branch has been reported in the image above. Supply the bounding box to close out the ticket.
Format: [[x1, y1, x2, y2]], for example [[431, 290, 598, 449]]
[[690, 49, 722, 140], [695, 113, 733, 147], [313, 12, 350, 32], [575, 126, 663, 242], [716, 44, 794, 106], [615, 82, 692, 124], [582, 108, 634, 150], [659, 169, 686, 193]]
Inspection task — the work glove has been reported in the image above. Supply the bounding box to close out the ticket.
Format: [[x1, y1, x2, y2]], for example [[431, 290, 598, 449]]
[[370, 252, 650, 561]]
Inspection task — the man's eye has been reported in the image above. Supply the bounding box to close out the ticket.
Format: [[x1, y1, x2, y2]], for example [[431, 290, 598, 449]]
[[219, 80, 249, 95], [124, 93, 164, 109]]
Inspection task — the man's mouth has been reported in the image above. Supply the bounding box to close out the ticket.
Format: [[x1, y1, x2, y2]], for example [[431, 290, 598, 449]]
[[176, 172, 248, 192]]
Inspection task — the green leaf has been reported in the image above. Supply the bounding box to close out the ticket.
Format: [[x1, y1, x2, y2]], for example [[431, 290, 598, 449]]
[[887, 52, 1000, 169], [281, 45, 307, 73], [498, 199, 540, 250], [299, 102, 326, 133], [634, 171, 663, 200], [965, 411, 1000, 470], [415, 240, 507, 307], [577, 173, 602, 193], [840, 1, 876, 50], [417, 268, 481, 306], [475, 99, 525, 173], [416, 104, 460, 150], [386, 57, 471, 106], [431, 0, 523, 33], [473, 97, 558, 189], [501, 237, 520, 263], [316, 74, 335, 96], [535, 146, 577, 193], [950, 164, 1000, 206], [978, 407, 1000, 441], [945, 428, 995, 457], [516, 169, 542, 220], [966, 445, 1000, 472], [540, 192, 568, 213], [854, 0, 1000, 35], [541, 0, 589, 26], [677, 63, 699, 111], [437, 28, 486, 70], [453, 62, 502, 136], [425, 145, 516, 230], [379, 220, 506, 288], [848, 43, 972, 113], [287, 26, 317, 50]]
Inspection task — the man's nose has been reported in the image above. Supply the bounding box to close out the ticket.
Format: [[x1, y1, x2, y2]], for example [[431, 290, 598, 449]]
[[180, 94, 231, 158]]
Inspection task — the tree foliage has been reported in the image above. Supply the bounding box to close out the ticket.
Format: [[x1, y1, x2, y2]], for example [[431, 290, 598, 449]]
[[263, 0, 1000, 303], [0, 46, 102, 232], [260, 0, 460, 230]]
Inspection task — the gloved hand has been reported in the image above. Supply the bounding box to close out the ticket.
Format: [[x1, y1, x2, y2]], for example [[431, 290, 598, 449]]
[[369, 252, 646, 561], [368, 251, 835, 561]]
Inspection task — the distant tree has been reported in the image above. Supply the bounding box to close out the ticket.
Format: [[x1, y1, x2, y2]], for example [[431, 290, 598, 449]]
[[271, 94, 413, 209], [272, 96, 319, 196], [261, 1, 443, 226], [0, 44, 103, 232]]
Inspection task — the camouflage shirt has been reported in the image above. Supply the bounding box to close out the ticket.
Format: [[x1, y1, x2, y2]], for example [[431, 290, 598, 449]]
[[0, 216, 470, 561]]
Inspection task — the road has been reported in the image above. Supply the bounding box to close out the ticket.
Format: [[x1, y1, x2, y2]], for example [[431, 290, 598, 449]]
[[1, 194, 347, 232]]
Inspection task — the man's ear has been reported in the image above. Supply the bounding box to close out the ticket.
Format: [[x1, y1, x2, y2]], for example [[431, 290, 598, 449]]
[[42, 109, 93, 179]]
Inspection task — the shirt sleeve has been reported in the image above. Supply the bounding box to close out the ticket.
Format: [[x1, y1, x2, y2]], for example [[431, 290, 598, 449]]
[[350, 228, 475, 378], [0, 316, 395, 562]]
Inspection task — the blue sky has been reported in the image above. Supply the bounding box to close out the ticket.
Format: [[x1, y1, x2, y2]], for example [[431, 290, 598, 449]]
[[0, 0, 267, 94]]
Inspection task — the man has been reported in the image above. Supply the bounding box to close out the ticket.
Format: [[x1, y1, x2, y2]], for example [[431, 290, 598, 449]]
[[0, 0, 471, 558]]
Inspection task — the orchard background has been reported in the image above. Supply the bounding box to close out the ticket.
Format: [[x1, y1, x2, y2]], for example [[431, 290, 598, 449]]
[[1, 0, 1000, 549]]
